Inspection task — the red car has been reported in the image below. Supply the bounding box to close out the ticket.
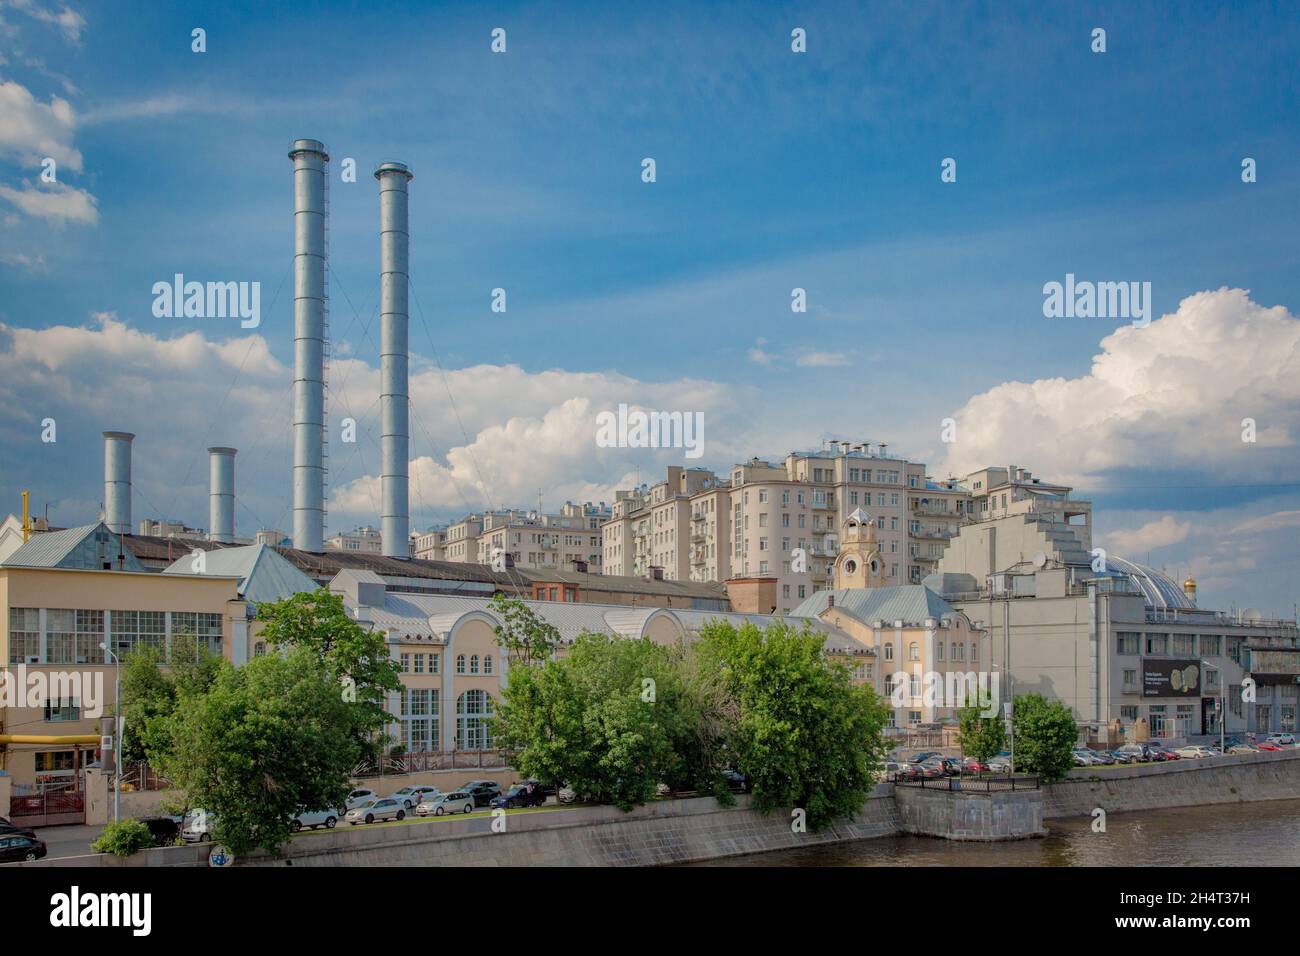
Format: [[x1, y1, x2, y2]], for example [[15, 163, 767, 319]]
[[962, 758, 991, 773], [1257, 741, 1283, 752]]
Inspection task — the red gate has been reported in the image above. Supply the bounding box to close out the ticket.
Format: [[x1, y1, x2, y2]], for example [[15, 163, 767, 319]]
[[8, 789, 86, 828]]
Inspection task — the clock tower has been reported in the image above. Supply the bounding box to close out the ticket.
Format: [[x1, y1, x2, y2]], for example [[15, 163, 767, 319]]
[[833, 508, 888, 590]]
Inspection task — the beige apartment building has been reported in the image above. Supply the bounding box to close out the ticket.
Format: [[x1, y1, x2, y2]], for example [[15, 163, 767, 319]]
[[417, 502, 610, 574], [325, 525, 384, 553]]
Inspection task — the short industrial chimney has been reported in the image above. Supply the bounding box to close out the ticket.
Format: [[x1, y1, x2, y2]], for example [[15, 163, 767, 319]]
[[208, 447, 237, 543], [288, 138, 329, 553], [375, 161, 412, 558], [103, 431, 134, 534]]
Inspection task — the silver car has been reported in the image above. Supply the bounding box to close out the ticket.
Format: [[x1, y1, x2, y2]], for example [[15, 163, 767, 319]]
[[291, 808, 340, 831], [416, 790, 475, 816], [345, 797, 406, 825], [388, 785, 442, 810]]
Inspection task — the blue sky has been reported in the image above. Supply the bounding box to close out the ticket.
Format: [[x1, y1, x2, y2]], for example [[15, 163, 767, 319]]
[[1, 0, 1298, 612]]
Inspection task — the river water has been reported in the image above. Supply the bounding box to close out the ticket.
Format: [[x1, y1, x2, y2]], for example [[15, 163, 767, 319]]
[[692, 798, 1300, 866]]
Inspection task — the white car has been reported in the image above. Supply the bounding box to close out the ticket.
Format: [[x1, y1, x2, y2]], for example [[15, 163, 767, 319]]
[[416, 790, 475, 816], [180, 810, 216, 843], [291, 808, 340, 831], [345, 797, 406, 825], [1174, 745, 1216, 759], [988, 757, 1013, 773], [344, 788, 378, 810], [1266, 733, 1296, 747], [557, 786, 577, 804], [1072, 749, 1102, 766], [388, 785, 442, 810]]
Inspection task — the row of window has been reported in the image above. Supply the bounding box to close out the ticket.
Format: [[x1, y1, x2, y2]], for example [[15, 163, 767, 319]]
[[879, 641, 978, 662], [398, 652, 496, 676], [8, 607, 222, 664], [1115, 632, 1243, 660], [399, 688, 495, 751]]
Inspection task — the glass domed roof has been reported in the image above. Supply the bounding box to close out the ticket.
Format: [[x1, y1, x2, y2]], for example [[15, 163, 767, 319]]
[[1107, 556, 1195, 610]]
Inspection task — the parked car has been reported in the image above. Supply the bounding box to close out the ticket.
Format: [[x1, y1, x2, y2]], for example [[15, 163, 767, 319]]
[[344, 788, 378, 810], [918, 759, 947, 779], [939, 757, 963, 776], [556, 786, 578, 804], [721, 769, 749, 792], [388, 785, 441, 810], [908, 751, 942, 764], [1072, 749, 1102, 766], [138, 815, 181, 846], [1153, 748, 1181, 761], [180, 810, 217, 843], [1226, 743, 1259, 755], [345, 797, 406, 825], [1257, 741, 1284, 752], [962, 757, 991, 773], [0, 816, 37, 839], [460, 781, 502, 807], [417, 791, 475, 816], [491, 781, 548, 809], [1088, 750, 1116, 765], [291, 808, 340, 831], [1114, 744, 1151, 763], [0, 833, 46, 863], [1266, 733, 1296, 747], [879, 760, 906, 781], [988, 757, 1013, 773], [1174, 745, 1215, 759]]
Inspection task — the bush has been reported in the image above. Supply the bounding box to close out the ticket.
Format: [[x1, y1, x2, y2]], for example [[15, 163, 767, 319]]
[[91, 819, 154, 857]]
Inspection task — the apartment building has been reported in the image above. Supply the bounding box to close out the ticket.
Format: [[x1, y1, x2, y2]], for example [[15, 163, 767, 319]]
[[474, 502, 609, 573], [412, 527, 448, 561], [325, 526, 383, 553]]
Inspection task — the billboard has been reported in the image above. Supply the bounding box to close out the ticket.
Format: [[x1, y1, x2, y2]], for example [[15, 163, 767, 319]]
[[1142, 659, 1202, 698]]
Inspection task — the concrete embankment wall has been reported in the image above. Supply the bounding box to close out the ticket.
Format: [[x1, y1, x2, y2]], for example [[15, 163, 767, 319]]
[[1043, 749, 1300, 819], [894, 785, 1046, 841]]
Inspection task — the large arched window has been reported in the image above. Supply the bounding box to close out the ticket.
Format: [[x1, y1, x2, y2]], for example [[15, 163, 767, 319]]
[[456, 689, 495, 750]]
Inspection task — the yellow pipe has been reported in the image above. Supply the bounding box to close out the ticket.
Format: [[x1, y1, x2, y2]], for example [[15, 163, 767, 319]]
[[0, 734, 101, 745], [21, 490, 30, 542]]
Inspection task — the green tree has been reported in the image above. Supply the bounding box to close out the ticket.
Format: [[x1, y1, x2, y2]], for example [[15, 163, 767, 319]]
[[167, 648, 361, 855], [957, 693, 1007, 764], [119, 632, 222, 767], [489, 593, 561, 665], [256, 587, 401, 741], [696, 619, 888, 830], [494, 632, 705, 810], [1011, 692, 1078, 782]]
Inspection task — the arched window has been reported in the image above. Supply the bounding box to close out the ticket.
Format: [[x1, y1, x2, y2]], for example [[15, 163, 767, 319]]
[[883, 643, 894, 661], [456, 689, 495, 750], [971, 642, 979, 662], [952, 642, 960, 661], [909, 642, 919, 661], [470, 654, 480, 674], [456, 654, 466, 674], [484, 654, 493, 675]]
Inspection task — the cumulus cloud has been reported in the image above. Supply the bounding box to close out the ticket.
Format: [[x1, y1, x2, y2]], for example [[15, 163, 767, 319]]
[[1102, 514, 1191, 556], [0, 314, 750, 535], [0, 78, 80, 169], [939, 289, 1300, 486], [0, 178, 96, 223]]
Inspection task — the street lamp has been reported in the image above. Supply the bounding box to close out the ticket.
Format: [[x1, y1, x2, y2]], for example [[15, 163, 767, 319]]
[[1201, 659, 1226, 753], [100, 641, 121, 824]]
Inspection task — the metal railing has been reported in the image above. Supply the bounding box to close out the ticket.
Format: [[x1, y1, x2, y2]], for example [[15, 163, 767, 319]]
[[350, 749, 508, 778], [893, 773, 1039, 791]]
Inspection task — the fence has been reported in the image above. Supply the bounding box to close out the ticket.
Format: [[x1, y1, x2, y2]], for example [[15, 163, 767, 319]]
[[118, 761, 172, 792], [894, 774, 1039, 792], [8, 789, 86, 827], [351, 750, 509, 778]]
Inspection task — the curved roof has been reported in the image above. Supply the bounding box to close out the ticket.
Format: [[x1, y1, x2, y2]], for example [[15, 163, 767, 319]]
[[1108, 556, 1195, 610]]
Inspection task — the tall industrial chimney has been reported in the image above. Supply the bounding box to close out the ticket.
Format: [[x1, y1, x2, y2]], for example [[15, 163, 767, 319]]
[[208, 447, 236, 543], [288, 139, 329, 552], [103, 431, 134, 534], [375, 161, 412, 558]]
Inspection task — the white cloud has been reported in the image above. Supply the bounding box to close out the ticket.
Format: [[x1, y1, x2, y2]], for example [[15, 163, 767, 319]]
[[0, 179, 96, 223], [0, 314, 750, 535], [939, 289, 1300, 485], [2, 0, 85, 44], [796, 350, 849, 367], [0, 248, 45, 271], [0, 78, 80, 170], [1102, 514, 1191, 556]]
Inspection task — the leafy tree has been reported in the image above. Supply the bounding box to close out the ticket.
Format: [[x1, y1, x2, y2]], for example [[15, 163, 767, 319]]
[[167, 648, 361, 855], [957, 693, 1007, 764], [494, 632, 704, 810], [490, 593, 561, 665], [1011, 692, 1078, 782], [119, 633, 222, 767], [256, 587, 401, 740], [696, 619, 888, 830]]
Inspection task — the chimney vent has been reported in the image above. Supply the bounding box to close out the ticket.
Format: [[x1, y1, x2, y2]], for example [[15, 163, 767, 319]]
[[208, 447, 237, 543], [102, 431, 135, 534], [376, 160, 413, 558]]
